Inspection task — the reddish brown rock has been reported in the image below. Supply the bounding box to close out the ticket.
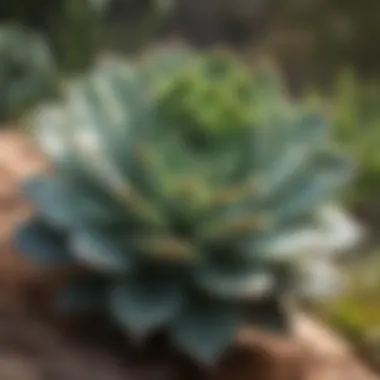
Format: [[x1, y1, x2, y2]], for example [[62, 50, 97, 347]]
[[0, 130, 65, 312]]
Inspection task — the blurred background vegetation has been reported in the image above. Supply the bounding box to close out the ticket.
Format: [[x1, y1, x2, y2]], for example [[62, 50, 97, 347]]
[[2, 0, 380, 372]]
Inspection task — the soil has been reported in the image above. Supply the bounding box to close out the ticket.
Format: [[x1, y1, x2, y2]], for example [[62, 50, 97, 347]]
[[0, 129, 378, 380]]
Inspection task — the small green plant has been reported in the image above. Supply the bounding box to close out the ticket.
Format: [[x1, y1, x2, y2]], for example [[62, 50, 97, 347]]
[[0, 0, 108, 74], [318, 69, 380, 208], [50, 0, 106, 73], [14, 50, 354, 364], [0, 24, 58, 124]]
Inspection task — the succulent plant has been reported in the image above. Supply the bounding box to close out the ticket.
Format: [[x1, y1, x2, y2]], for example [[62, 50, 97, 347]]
[[14, 50, 356, 364], [0, 24, 58, 124]]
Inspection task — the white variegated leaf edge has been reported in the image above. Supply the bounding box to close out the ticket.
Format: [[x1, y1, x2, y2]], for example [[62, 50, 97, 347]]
[[296, 259, 347, 300], [264, 203, 364, 260]]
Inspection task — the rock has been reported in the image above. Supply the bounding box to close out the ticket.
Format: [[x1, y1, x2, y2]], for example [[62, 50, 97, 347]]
[[0, 130, 65, 312], [0, 309, 376, 380], [0, 354, 42, 380]]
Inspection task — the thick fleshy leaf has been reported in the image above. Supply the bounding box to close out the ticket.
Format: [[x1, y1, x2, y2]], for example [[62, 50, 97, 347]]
[[109, 277, 183, 336], [251, 228, 323, 259], [248, 204, 362, 260], [273, 153, 354, 220], [264, 144, 310, 193], [196, 264, 274, 300], [22, 176, 116, 228], [294, 113, 329, 148], [171, 302, 243, 364], [13, 218, 72, 268], [57, 276, 109, 313], [141, 48, 196, 86], [134, 235, 200, 264], [255, 112, 327, 181], [314, 204, 363, 254], [75, 67, 138, 135], [70, 231, 133, 274], [251, 114, 293, 174], [263, 113, 329, 192], [196, 200, 271, 243], [127, 139, 176, 201], [30, 103, 72, 165], [297, 260, 345, 300], [22, 176, 72, 226]]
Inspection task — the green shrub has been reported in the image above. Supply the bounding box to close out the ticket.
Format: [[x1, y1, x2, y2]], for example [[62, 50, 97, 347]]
[[330, 69, 380, 207], [0, 0, 107, 73], [0, 24, 58, 124]]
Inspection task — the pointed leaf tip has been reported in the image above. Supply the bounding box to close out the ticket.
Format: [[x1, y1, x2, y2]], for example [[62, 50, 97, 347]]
[[13, 218, 72, 268], [171, 303, 243, 364], [109, 278, 183, 336]]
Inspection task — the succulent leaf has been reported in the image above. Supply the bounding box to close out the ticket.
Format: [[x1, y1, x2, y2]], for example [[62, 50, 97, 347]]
[[171, 302, 243, 363], [109, 277, 184, 336], [13, 218, 72, 267], [22, 176, 117, 228], [270, 153, 354, 220], [297, 259, 346, 300], [70, 231, 133, 274], [197, 264, 274, 301]]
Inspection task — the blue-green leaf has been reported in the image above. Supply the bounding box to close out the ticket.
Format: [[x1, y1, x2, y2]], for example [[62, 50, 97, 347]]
[[294, 113, 329, 148], [22, 176, 72, 227], [171, 302, 243, 364], [13, 218, 72, 268], [273, 153, 354, 220], [243, 227, 321, 261], [70, 231, 133, 274], [21, 176, 115, 228], [196, 264, 274, 300], [263, 113, 330, 192], [109, 277, 183, 336], [297, 260, 345, 300], [142, 48, 196, 82]]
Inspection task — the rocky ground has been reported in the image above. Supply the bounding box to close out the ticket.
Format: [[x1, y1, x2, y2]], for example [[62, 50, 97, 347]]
[[0, 130, 377, 380]]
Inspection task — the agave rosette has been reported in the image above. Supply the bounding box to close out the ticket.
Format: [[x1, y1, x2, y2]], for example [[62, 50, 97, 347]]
[[14, 50, 355, 363]]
